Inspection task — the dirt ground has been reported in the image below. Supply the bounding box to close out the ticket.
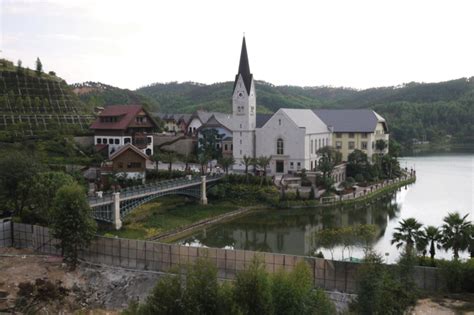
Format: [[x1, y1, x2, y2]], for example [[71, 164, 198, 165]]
[[411, 297, 474, 315], [0, 248, 162, 314], [1, 247, 473, 314]]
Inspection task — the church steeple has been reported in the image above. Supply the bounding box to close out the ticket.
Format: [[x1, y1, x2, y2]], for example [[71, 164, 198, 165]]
[[233, 36, 253, 94]]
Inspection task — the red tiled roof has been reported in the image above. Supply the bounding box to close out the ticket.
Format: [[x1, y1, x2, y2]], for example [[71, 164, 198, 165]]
[[109, 144, 150, 161], [90, 105, 145, 130]]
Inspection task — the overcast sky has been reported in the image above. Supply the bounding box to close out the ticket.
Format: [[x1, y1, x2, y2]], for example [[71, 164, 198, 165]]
[[1, 0, 473, 90]]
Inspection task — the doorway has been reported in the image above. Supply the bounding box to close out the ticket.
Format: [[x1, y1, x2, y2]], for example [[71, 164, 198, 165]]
[[276, 160, 284, 173]]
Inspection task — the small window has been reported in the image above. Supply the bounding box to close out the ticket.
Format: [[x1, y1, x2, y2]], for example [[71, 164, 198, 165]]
[[277, 138, 284, 155], [127, 162, 142, 169], [336, 133, 342, 138], [372, 142, 375, 149], [102, 138, 107, 144], [290, 162, 294, 169], [97, 138, 102, 144], [240, 139, 242, 145], [231, 144, 233, 150], [114, 139, 119, 145], [147, 137, 152, 144], [362, 133, 367, 138], [349, 133, 355, 138], [240, 124, 242, 129], [108, 138, 113, 144], [278, 119, 281, 126], [124, 138, 131, 144], [146, 148, 152, 155], [361, 141, 368, 150], [349, 141, 355, 150], [297, 162, 301, 170], [336, 141, 342, 149]]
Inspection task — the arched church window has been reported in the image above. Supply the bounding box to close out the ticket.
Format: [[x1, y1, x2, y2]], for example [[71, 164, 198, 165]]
[[277, 138, 284, 155]]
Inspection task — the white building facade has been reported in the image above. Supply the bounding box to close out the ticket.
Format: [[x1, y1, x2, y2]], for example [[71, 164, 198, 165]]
[[255, 108, 332, 174]]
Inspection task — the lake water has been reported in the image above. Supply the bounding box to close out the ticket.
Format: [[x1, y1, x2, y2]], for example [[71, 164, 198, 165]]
[[176, 154, 473, 263]]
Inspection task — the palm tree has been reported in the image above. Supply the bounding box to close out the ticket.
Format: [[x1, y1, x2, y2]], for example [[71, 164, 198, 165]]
[[161, 152, 177, 175], [218, 156, 235, 175], [441, 212, 471, 259], [422, 226, 442, 261], [391, 218, 424, 254], [256, 156, 271, 186], [242, 155, 253, 178], [150, 150, 160, 171]]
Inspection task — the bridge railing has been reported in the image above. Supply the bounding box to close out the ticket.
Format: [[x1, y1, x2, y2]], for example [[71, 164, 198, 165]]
[[88, 174, 224, 206]]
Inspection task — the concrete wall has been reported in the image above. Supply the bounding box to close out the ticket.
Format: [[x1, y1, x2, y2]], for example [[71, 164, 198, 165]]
[[74, 136, 94, 147], [2, 222, 442, 294], [0, 220, 12, 247], [161, 138, 196, 156]]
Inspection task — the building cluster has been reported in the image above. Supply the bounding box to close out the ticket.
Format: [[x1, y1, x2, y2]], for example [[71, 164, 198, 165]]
[[89, 37, 389, 181]]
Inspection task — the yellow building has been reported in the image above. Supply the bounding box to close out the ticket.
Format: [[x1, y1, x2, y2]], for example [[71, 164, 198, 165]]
[[313, 109, 389, 161]]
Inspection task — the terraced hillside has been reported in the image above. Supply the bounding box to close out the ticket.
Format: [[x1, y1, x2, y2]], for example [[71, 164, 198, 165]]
[[0, 59, 94, 139]]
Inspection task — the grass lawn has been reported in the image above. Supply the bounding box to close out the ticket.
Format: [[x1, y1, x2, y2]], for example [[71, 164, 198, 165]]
[[99, 196, 240, 240]]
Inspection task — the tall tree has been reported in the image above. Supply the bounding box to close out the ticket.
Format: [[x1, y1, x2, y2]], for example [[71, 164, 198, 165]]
[[421, 226, 442, 261], [0, 152, 40, 217], [161, 151, 177, 174], [218, 156, 235, 175], [35, 57, 43, 75], [391, 218, 424, 255], [50, 183, 97, 269], [28, 172, 75, 225], [441, 212, 471, 259]]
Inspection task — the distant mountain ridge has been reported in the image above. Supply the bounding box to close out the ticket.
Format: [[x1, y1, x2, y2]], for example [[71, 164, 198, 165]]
[[136, 78, 474, 149]]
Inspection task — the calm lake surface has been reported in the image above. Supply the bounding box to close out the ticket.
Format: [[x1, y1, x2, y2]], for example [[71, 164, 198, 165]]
[[176, 154, 473, 263]]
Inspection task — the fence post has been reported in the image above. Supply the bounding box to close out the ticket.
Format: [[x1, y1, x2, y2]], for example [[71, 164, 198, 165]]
[[112, 192, 122, 230]]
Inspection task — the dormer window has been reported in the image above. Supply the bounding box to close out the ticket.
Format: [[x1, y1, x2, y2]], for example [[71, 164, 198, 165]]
[[100, 116, 118, 123], [136, 116, 147, 123]]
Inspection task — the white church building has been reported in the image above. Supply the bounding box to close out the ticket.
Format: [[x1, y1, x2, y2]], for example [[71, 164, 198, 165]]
[[190, 36, 389, 175], [230, 37, 333, 174]]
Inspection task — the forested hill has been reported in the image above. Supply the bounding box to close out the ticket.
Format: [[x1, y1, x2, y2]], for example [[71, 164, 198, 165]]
[[71, 81, 159, 111], [137, 78, 474, 150], [0, 59, 94, 140]]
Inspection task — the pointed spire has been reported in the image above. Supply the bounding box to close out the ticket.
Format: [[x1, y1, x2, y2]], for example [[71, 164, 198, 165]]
[[233, 36, 253, 94]]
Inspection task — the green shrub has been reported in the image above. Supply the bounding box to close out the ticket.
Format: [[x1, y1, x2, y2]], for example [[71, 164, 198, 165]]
[[350, 250, 417, 315], [234, 258, 273, 315], [139, 273, 184, 315], [354, 174, 364, 183], [439, 258, 474, 293], [183, 258, 219, 314]]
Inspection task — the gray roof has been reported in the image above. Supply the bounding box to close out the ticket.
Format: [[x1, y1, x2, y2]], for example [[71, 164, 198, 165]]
[[256, 114, 272, 128], [313, 109, 387, 133], [281, 108, 330, 134]]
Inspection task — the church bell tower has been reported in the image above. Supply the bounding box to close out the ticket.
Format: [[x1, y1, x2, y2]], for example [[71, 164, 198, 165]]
[[232, 36, 256, 169]]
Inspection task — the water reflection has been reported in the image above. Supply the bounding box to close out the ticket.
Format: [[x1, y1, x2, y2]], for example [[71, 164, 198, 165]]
[[177, 191, 402, 257]]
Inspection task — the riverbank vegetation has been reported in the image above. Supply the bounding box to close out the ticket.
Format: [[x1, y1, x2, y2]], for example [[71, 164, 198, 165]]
[[124, 258, 335, 315], [100, 196, 241, 240]]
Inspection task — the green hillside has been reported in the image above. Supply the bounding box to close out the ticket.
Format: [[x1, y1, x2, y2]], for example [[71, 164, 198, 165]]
[[0, 59, 94, 140], [137, 78, 474, 151], [72, 81, 159, 111]]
